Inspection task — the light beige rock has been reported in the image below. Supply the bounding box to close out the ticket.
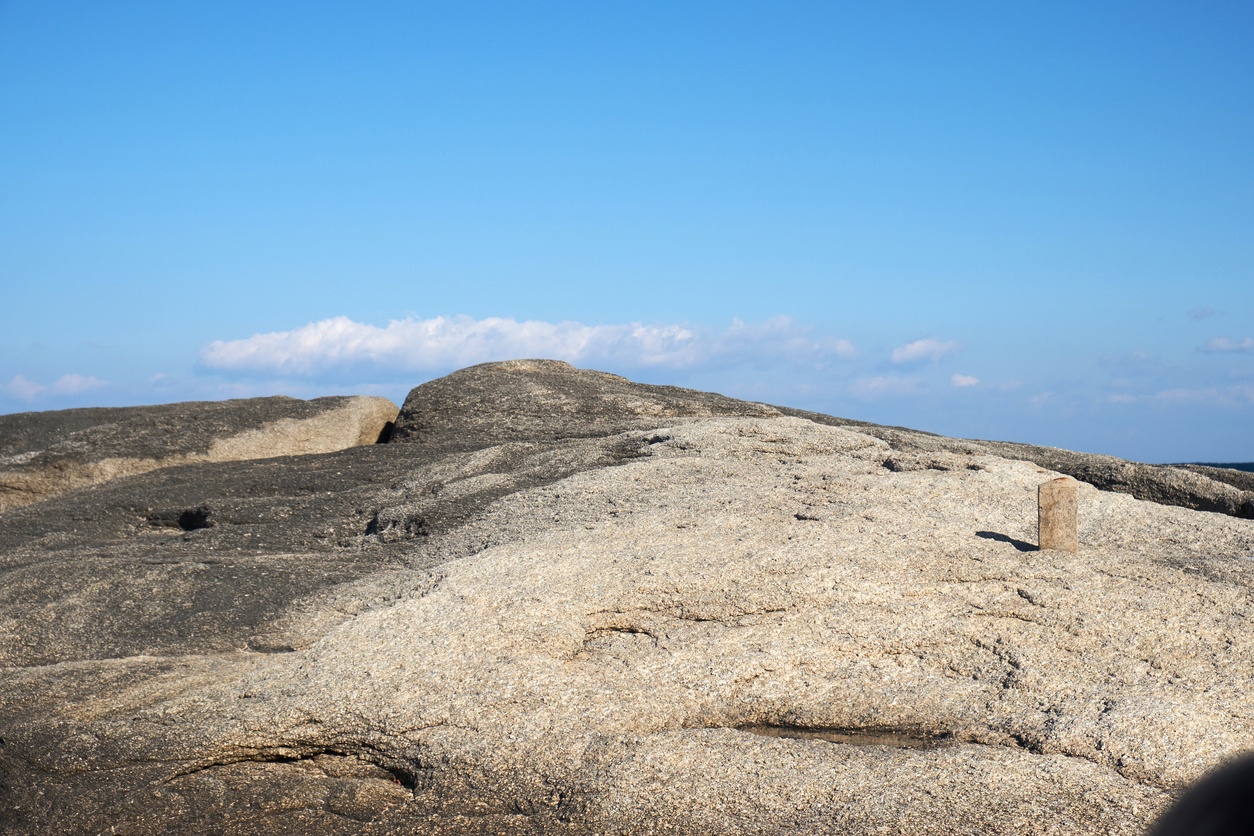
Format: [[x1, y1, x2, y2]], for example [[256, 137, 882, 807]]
[[1039, 476, 1079, 552], [8, 416, 1250, 833]]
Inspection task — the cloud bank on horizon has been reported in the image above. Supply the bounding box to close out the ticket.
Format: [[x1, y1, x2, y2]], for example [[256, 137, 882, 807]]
[[199, 315, 859, 376], [3, 374, 107, 402], [1205, 337, 1254, 353], [8, 313, 1249, 414], [3, 311, 1252, 462]]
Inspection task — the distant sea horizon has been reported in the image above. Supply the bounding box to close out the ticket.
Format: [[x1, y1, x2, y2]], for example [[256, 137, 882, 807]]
[[1179, 462, 1254, 473]]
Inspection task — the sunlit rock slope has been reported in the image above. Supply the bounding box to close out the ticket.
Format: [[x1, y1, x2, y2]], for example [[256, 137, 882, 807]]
[[1, 360, 1250, 835]]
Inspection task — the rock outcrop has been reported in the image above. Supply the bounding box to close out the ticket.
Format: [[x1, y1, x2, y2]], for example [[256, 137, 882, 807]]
[[775, 408, 1254, 519], [1, 361, 1251, 834], [388, 358, 782, 449], [0, 395, 399, 512], [395, 360, 1254, 519]]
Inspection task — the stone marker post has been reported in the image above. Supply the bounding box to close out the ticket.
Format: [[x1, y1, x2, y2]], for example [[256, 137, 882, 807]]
[[1038, 477, 1078, 552]]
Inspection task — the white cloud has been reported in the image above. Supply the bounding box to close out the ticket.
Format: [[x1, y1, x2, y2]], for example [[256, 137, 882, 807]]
[[200, 315, 858, 377], [1204, 337, 1254, 353], [1187, 306, 1217, 321], [891, 338, 957, 364], [4, 375, 44, 400], [4, 373, 106, 401], [50, 373, 106, 394], [950, 374, 979, 388], [1154, 387, 1221, 403], [1151, 385, 1254, 406], [848, 375, 920, 398]]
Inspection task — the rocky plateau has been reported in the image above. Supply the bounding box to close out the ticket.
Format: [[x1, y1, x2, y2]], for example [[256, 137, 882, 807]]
[[1, 359, 1251, 834]]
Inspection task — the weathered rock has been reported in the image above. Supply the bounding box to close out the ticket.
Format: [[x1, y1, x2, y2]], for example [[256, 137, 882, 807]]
[[389, 358, 781, 450], [973, 442, 1254, 520], [1, 362, 1252, 835], [1038, 476, 1079, 552], [777, 408, 1254, 519], [1173, 463, 1254, 494], [395, 359, 1254, 520], [0, 395, 398, 512]]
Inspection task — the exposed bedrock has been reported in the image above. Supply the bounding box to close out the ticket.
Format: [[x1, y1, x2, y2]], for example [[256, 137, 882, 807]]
[[0, 395, 398, 512], [395, 360, 1254, 519], [388, 358, 782, 450], [1, 360, 1251, 834], [772, 409, 1254, 520]]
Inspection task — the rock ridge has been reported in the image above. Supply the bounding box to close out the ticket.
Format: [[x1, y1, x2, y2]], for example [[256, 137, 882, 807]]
[[390, 360, 1254, 520], [0, 360, 1250, 834], [0, 395, 398, 512]]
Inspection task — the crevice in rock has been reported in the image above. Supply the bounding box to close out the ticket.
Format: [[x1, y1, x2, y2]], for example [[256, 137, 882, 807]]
[[244, 641, 298, 653], [167, 747, 420, 792], [365, 512, 428, 539], [374, 421, 395, 444], [1007, 731, 1046, 754], [586, 605, 789, 630], [737, 724, 956, 749], [734, 723, 1164, 789], [606, 436, 655, 463], [581, 625, 659, 650], [145, 504, 216, 531]]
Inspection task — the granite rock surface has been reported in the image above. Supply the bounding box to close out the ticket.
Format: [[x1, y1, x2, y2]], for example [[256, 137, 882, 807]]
[[395, 360, 1254, 519], [771, 410, 1254, 520], [1, 361, 1251, 835], [388, 358, 782, 449], [0, 395, 399, 512]]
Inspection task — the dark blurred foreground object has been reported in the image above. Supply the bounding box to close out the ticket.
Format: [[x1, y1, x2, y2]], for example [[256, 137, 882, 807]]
[[1150, 753, 1254, 836]]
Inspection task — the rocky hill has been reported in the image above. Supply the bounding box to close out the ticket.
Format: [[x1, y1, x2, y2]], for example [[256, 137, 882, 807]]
[[1, 360, 1251, 834]]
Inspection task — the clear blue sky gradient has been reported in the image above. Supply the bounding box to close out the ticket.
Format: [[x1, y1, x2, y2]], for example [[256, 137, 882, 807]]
[[2, 1, 1251, 462]]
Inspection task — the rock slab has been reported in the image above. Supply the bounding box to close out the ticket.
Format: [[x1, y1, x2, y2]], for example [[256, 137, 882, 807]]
[[0, 394, 398, 512], [1, 361, 1251, 835]]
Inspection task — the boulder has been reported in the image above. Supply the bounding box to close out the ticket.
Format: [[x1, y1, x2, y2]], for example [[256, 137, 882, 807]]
[[0, 395, 399, 512], [1, 362, 1251, 834]]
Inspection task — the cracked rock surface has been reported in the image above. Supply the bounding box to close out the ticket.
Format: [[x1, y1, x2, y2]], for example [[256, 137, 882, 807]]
[[2, 360, 1252, 834]]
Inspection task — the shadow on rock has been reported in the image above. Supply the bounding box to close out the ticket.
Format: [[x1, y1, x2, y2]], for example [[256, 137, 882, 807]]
[[975, 530, 1038, 552]]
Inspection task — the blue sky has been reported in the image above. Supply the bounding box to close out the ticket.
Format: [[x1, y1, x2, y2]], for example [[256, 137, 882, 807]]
[[1, 1, 1251, 462]]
